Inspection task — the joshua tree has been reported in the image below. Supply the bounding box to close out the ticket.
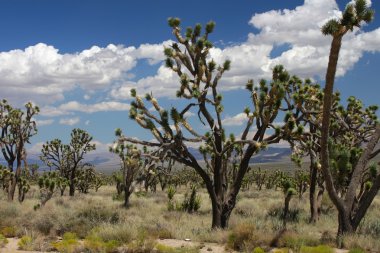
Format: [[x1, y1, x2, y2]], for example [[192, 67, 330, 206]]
[[40, 128, 96, 196], [75, 164, 97, 194], [0, 100, 38, 201], [110, 140, 144, 208], [36, 171, 68, 208], [116, 19, 310, 228], [280, 175, 297, 228], [319, 0, 376, 237]]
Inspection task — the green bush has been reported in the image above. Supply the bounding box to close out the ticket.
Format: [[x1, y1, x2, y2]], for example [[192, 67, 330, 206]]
[[78, 205, 119, 224], [156, 243, 199, 253], [51, 232, 80, 253], [84, 233, 120, 253], [348, 248, 365, 253], [180, 187, 201, 213], [0, 226, 16, 237], [267, 206, 300, 223], [253, 247, 265, 253], [0, 234, 8, 248], [18, 236, 34, 251], [94, 225, 133, 244], [300, 245, 333, 253], [227, 224, 270, 251], [276, 231, 320, 250]]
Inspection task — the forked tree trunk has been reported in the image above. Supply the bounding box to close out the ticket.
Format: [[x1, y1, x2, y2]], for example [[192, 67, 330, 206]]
[[8, 159, 22, 201]]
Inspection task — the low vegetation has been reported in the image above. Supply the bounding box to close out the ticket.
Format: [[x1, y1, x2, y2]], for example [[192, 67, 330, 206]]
[[0, 184, 379, 252], [0, 0, 379, 252]]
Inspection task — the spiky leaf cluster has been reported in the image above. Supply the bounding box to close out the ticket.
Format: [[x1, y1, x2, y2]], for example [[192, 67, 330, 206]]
[[322, 0, 374, 36]]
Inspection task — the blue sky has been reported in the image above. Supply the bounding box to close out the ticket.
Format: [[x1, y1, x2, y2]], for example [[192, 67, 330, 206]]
[[0, 0, 379, 154]]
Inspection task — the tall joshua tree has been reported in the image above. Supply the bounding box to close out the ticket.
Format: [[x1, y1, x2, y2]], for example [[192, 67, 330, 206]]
[[117, 19, 310, 228], [0, 100, 38, 201], [319, 0, 379, 236]]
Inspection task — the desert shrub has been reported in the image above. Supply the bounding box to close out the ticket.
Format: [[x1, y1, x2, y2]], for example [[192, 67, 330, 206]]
[[0, 205, 17, 227], [0, 234, 8, 247], [126, 229, 156, 253], [134, 191, 147, 198], [78, 205, 119, 224], [94, 225, 133, 244], [272, 249, 289, 253], [252, 247, 265, 253], [348, 248, 365, 253], [227, 224, 270, 251], [359, 219, 380, 237], [34, 216, 54, 235], [18, 235, 34, 251], [267, 206, 300, 223], [155, 243, 199, 253], [84, 233, 120, 253], [276, 231, 320, 250], [341, 234, 379, 252], [51, 232, 80, 253], [167, 185, 176, 211], [300, 245, 333, 253], [180, 187, 201, 213], [0, 226, 16, 237], [320, 231, 335, 245]]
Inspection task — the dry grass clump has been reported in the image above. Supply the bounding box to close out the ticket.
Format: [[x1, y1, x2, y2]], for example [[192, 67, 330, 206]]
[[227, 223, 273, 252]]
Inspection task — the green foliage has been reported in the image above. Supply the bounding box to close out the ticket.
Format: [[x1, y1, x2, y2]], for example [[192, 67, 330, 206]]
[[276, 231, 320, 251], [156, 243, 200, 253], [51, 232, 80, 253], [0, 234, 8, 248], [180, 186, 201, 213], [84, 232, 120, 253], [18, 235, 34, 251], [0, 226, 16, 237], [300, 245, 333, 253], [40, 128, 96, 196], [75, 164, 99, 193], [0, 100, 39, 201], [252, 247, 265, 253], [167, 185, 176, 211], [322, 0, 374, 35], [78, 204, 119, 224], [36, 171, 68, 208], [348, 248, 366, 253], [227, 223, 270, 251]]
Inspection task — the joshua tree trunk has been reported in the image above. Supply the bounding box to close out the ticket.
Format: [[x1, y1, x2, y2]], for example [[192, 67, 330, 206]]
[[309, 164, 318, 223], [283, 193, 292, 227], [8, 153, 22, 201], [69, 169, 76, 196]]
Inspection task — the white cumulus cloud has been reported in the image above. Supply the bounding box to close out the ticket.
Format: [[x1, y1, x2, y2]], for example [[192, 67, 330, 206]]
[[59, 117, 80, 126], [222, 113, 248, 126]]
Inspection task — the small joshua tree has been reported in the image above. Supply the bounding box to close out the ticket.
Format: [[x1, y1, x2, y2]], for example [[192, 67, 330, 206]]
[[75, 164, 97, 194], [110, 138, 145, 208], [280, 176, 297, 227], [36, 171, 68, 208]]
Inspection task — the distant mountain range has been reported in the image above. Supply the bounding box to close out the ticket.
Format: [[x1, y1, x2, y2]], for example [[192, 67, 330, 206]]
[[0, 146, 292, 174]]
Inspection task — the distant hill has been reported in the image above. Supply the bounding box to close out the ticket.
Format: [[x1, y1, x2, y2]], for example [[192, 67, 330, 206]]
[[1, 146, 292, 174]]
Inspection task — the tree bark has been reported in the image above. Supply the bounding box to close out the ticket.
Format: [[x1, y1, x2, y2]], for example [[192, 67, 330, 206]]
[[309, 162, 319, 223], [69, 173, 75, 197]]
